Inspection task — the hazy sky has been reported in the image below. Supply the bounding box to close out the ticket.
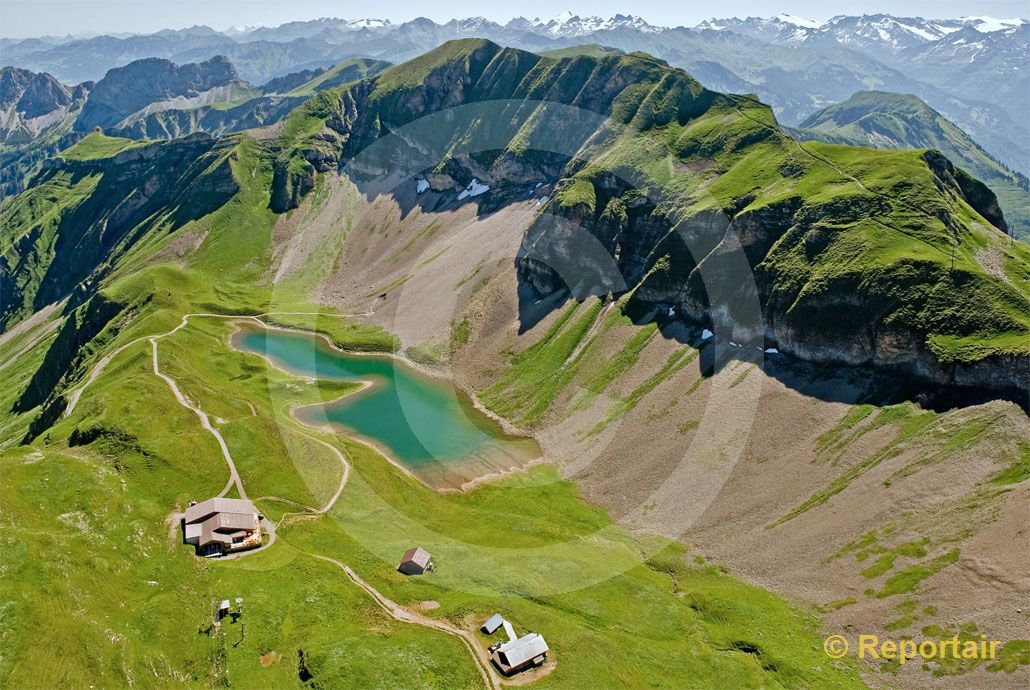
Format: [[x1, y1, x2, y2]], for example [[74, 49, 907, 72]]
[[1, 0, 1027, 38]]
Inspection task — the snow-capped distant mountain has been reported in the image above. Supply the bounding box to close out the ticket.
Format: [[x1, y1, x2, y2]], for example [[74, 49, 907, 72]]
[[776, 14, 822, 29], [232, 17, 393, 43], [819, 15, 965, 58], [527, 12, 659, 38], [223, 24, 264, 38], [695, 14, 1027, 57], [688, 13, 1029, 80], [960, 16, 1026, 32], [694, 15, 821, 43], [899, 22, 1028, 115]]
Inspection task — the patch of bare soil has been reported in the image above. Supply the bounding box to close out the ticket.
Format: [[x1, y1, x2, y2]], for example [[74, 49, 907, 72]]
[[259, 650, 281, 667], [147, 226, 207, 265], [975, 247, 1012, 286]]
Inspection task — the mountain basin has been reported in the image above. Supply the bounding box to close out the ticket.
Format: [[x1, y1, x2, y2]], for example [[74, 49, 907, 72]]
[[230, 322, 541, 489]]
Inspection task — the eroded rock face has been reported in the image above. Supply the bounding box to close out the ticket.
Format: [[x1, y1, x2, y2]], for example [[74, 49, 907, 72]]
[[0, 67, 73, 119], [76, 56, 242, 129]]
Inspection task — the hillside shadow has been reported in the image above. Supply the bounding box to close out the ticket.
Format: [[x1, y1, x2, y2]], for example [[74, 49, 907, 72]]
[[515, 283, 1027, 410]]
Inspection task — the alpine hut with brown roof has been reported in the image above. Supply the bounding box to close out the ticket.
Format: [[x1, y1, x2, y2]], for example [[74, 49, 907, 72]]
[[397, 546, 433, 575], [183, 497, 261, 556]]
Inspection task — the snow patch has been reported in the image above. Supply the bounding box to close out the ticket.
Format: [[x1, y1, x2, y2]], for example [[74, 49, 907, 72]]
[[962, 16, 1026, 32], [701, 329, 714, 340], [416, 178, 429, 194], [776, 14, 822, 29], [457, 178, 489, 200], [764, 347, 779, 354], [895, 21, 938, 41], [532, 12, 659, 37], [537, 195, 549, 205]]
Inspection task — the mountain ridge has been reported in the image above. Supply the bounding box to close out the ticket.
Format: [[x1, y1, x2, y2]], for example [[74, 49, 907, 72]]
[[3, 13, 1025, 175], [0, 57, 388, 196], [790, 90, 1030, 240]]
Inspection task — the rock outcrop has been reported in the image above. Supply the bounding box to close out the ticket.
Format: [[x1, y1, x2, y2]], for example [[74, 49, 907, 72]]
[[75, 55, 243, 130]]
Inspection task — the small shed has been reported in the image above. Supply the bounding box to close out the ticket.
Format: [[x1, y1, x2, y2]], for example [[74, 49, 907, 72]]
[[479, 617, 504, 638], [397, 546, 432, 575], [481, 613, 504, 634]]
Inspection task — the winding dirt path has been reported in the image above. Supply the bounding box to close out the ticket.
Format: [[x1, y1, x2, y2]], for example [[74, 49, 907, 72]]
[[312, 554, 502, 690], [62, 310, 497, 686], [264, 431, 352, 528], [63, 311, 337, 418], [150, 335, 245, 499]]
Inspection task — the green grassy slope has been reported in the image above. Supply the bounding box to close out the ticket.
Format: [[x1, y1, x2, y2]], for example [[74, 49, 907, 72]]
[[281, 58, 391, 97], [790, 91, 1030, 240], [60, 131, 151, 160], [0, 282, 866, 686], [537, 44, 625, 60], [107, 57, 385, 141]]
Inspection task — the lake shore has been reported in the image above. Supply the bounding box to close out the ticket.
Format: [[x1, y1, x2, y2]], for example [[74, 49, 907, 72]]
[[226, 319, 543, 492]]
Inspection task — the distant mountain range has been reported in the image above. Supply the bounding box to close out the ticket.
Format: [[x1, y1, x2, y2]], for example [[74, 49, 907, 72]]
[[2, 13, 1026, 179], [0, 57, 387, 195]]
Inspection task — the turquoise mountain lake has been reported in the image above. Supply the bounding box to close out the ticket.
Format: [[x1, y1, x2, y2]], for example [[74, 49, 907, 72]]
[[231, 324, 539, 487]]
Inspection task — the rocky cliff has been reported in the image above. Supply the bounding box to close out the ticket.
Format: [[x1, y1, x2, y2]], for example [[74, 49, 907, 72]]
[[1, 67, 74, 121], [75, 55, 244, 130]]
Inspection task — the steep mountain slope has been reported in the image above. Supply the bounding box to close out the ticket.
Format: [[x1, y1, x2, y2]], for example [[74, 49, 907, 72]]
[[0, 39, 1027, 689], [791, 91, 1030, 240], [0, 67, 90, 196], [105, 58, 389, 139], [0, 66, 78, 139], [268, 39, 1026, 395], [0, 131, 237, 330], [621, 28, 1028, 176]]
